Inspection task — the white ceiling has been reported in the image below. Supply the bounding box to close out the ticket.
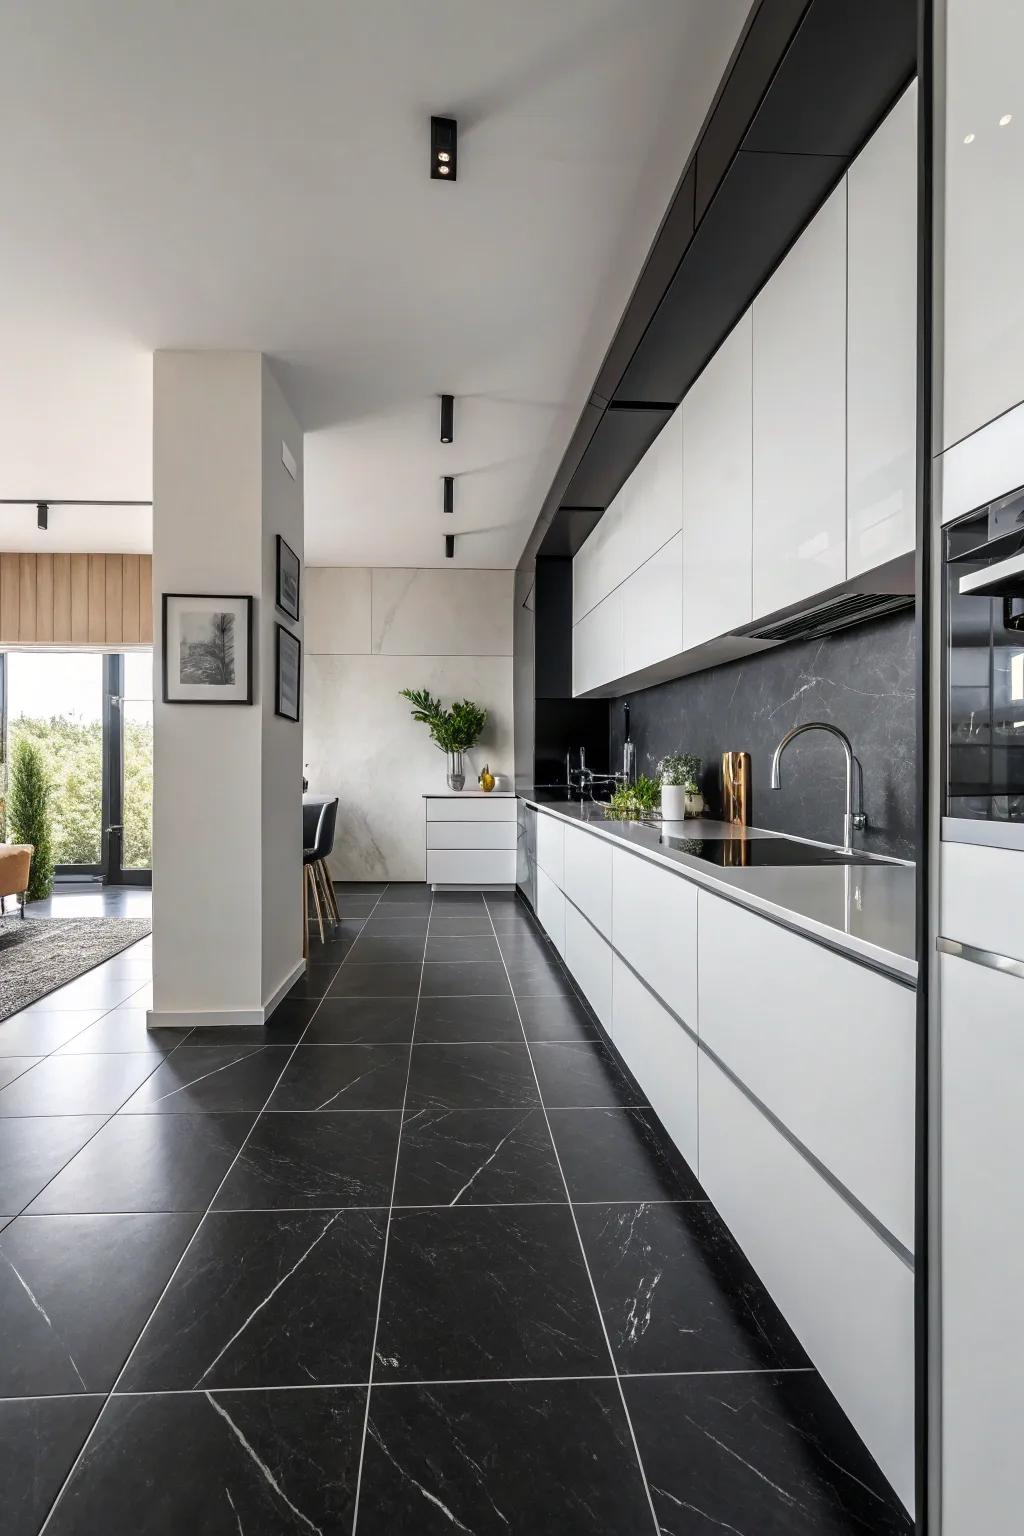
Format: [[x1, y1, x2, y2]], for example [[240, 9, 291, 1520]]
[[0, 0, 750, 566]]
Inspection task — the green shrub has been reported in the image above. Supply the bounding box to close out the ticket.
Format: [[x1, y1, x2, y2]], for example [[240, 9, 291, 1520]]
[[7, 737, 55, 900]]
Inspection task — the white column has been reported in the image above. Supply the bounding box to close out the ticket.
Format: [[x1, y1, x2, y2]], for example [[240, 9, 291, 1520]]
[[150, 351, 305, 1028]]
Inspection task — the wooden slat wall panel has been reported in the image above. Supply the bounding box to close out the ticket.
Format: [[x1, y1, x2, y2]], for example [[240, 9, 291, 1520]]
[[36, 554, 54, 643], [122, 554, 141, 644], [0, 553, 152, 646], [52, 555, 71, 643]]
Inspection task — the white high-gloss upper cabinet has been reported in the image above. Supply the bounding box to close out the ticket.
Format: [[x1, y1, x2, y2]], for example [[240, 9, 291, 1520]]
[[682, 310, 753, 648], [572, 588, 622, 696], [573, 499, 626, 625], [617, 407, 683, 575], [943, 0, 1024, 451], [847, 83, 917, 576], [753, 181, 848, 616], [621, 532, 683, 677]]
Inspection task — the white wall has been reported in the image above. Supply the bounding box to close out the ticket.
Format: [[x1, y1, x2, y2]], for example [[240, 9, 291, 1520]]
[[303, 567, 514, 880]]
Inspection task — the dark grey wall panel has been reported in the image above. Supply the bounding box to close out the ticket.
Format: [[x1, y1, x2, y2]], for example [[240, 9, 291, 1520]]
[[559, 406, 673, 510], [608, 611, 917, 860]]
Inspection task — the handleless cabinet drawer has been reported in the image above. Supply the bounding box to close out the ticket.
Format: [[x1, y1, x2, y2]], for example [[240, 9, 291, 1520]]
[[425, 798, 517, 822], [563, 823, 612, 938], [611, 849, 697, 1026], [426, 822, 517, 850], [612, 955, 698, 1171], [426, 850, 517, 885], [536, 812, 565, 887], [564, 902, 612, 1028], [535, 867, 566, 958]]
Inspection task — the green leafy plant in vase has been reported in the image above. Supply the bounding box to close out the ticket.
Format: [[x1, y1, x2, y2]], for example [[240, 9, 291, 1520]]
[[399, 689, 487, 791], [657, 752, 703, 819]]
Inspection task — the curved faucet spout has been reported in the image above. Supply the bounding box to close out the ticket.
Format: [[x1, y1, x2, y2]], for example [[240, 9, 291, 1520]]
[[770, 722, 867, 854]]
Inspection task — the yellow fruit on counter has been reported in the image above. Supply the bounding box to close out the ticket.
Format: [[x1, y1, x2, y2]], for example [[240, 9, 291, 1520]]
[[478, 765, 495, 793]]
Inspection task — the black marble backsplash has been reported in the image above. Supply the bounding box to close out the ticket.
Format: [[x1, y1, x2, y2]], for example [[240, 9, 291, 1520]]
[[608, 611, 917, 860]]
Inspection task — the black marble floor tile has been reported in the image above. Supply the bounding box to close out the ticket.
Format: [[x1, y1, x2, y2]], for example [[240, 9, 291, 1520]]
[[347, 934, 428, 965], [549, 1108, 704, 1203], [305, 933, 358, 964], [419, 962, 511, 997], [423, 935, 503, 965], [0, 1010, 105, 1056], [45, 1387, 364, 1536], [337, 880, 388, 892], [0, 1115, 106, 1213], [488, 908, 537, 932], [430, 893, 485, 908], [287, 963, 340, 999], [530, 1041, 645, 1108], [414, 994, 523, 1043], [358, 1378, 654, 1535], [29, 1113, 256, 1214], [576, 1201, 810, 1375], [214, 1111, 400, 1209], [379, 886, 433, 906], [360, 917, 431, 938], [172, 1019, 306, 1047], [496, 938, 560, 971], [265, 996, 323, 1032], [517, 994, 599, 1041], [329, 963, 423, 998], [375, 1204, 608, 1382], [405, 1043, 539, 1111], [0, 1056, 42, 1089], [427, 915, 496, 937], [55, 1009, 182, 1054], [505, 964, 573, 997], [0, 1395, 103, 1536], [303, 997, 417, 1044], [120, 1209, 386, 1389], [394, 1108, 564, 1207], [0, 1212, 198, 1395], [118, 1045, 290, 1114], [0, 1053, 161, 1117], [267, 1044, 410, 1111], [624, 1371, 912, 1535]]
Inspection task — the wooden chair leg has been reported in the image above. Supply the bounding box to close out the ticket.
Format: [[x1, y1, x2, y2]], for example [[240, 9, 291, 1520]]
[[319, 859, 341, 922], [308, 864, 326, 944]]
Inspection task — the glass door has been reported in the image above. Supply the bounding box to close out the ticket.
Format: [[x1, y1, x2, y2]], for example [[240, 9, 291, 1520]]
[[104, 652, 153, 885]]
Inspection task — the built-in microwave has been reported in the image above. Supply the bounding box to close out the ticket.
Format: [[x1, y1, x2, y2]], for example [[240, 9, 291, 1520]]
[[945, 484, 1024, 831]]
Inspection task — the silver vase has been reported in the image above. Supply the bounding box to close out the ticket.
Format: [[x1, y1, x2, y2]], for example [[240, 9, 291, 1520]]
[[446, 750, 465, 791]]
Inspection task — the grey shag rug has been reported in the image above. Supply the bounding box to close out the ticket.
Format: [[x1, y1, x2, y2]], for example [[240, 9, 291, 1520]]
[[0, 915, 152, 1020]]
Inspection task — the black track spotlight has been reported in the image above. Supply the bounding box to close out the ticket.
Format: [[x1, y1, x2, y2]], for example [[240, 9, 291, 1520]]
[[445, 533, 455, 559], [36, 502, 48, 531], [440, 394, 454, 443], [443, 476, 454, 515], [431, 116, 457, 180]]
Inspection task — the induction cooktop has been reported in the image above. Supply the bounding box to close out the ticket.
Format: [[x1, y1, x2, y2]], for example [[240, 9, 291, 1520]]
[[658, 833, 879, 867]]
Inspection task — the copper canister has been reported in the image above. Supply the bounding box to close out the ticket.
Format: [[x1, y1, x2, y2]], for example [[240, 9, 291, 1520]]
[[721, 751, 751, 826]]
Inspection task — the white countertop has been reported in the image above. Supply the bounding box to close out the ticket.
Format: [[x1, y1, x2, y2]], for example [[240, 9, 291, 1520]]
[[520, 796, 917, 983]]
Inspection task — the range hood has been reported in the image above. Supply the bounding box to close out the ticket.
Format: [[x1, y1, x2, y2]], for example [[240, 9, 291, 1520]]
[[734, 551, 916, 645]]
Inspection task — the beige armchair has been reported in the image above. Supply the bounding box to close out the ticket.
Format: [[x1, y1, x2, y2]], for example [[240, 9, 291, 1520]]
[[0, 845, 32, 918]]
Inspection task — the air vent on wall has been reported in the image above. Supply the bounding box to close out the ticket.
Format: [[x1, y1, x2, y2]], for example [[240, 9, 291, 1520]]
[[742, 591, 914, 644]]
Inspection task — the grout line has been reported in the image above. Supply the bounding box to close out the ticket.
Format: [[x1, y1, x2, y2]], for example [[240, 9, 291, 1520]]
[[35, 882, 390, 1533], [482, 894, 662, 1536], [349, 885, 430, 1534], [14, 1199, 708, 1219]]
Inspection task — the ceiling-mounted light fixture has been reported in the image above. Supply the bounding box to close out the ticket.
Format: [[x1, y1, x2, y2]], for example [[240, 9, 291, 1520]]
[[443, 476, 454, 515], [440, 394, 454, 443], [36, 502, 48, 531], [431, 116, 457, 181], [445, 534, 455, 559]]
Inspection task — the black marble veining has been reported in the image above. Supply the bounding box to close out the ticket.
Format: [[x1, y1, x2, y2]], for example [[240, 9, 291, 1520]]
[[394, 1107, 564, 1207], [609, 611, 917, 859]]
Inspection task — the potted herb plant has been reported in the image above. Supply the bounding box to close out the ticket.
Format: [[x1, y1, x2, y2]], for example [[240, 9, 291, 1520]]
[[657, 752, 703, 820], [399, 689, 487, 790], [605, 774, 662, 821]]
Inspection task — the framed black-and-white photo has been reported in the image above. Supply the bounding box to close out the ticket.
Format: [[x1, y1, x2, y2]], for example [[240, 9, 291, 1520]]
[[162, 594, 254, 705], [275, 535, 300, 622], [275, 623, 301, 721]]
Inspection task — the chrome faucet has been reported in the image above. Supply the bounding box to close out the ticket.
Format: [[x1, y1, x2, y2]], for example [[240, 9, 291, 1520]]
[[770, 722, 867, 855]]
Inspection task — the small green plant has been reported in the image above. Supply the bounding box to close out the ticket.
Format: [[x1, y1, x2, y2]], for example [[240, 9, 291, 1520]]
[[400, 689, 487, 754], [657, 752, 702, 789], [7, 737, 55, 901], [605, 774, 663, 821]]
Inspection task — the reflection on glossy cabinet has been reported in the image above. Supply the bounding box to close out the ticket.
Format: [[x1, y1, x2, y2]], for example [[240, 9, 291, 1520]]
[[682, 310, 753, 649], [571, 587, 622, 696], [753, 180, 847, 616], [563, 902, 612, 1028], [847, 83, 917, 576], [562, 822, 613, 938], [620, 533, 683, 677], [535, 866, 566, 958], [612, 955, 698, 1171]]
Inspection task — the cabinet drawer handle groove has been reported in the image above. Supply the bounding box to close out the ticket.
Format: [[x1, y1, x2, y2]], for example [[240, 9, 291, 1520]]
[[937, 936, 1024, 980]]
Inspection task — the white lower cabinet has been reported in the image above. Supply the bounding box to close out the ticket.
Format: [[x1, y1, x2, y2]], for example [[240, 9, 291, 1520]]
[[563, 901, 612, 1029], [535, 867, 565, 959], [425, 849, 516, 885], [612, 955, 698, 1172], [611, 849, 697, 1026], [699, 1057, 915, 1514], [697, 892, 915, 1251], [536, 811, 564, 888], [562, 823, 612, 938]]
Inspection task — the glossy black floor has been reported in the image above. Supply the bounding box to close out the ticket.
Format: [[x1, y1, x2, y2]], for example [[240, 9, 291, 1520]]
[[0, 882, 912, 1534]]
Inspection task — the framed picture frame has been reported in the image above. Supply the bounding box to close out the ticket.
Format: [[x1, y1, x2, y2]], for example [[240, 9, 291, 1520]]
[[275, 622, 301, 721], [162, 594, 254, 705], [275, 535, 301, 622]]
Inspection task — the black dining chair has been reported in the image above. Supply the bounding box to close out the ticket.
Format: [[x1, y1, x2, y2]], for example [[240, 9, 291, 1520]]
[[302, 794, 340, 944]]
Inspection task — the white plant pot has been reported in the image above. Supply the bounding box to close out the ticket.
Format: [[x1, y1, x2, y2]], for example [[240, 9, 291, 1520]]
[[684, 789, 706, 818], [661, 784, 687, 821]]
